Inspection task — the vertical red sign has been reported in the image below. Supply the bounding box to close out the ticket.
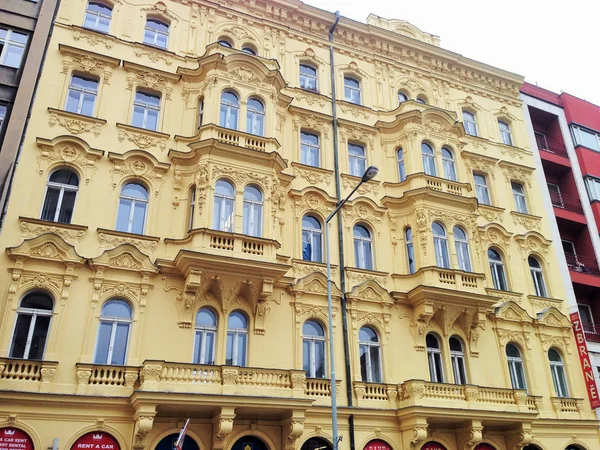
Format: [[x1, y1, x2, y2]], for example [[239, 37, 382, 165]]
[[0, 428, 34, 450], [570, 312, 600, 409]]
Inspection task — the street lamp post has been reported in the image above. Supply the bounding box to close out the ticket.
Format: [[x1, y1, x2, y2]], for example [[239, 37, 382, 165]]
[[325, 165, 378, 450]]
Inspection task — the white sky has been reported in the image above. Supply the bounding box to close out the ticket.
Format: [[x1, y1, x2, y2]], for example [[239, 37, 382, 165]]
[[304, 0, 600, 105]]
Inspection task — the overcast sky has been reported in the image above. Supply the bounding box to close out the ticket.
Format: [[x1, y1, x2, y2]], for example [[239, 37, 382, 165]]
[[304, 0, 600, 105]]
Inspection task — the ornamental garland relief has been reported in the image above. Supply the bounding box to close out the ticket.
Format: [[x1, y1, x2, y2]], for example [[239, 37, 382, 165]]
[[98, 233, 157, 255], [48, 113, 102, 137], [293, 165, 332, 186], [61, 54, 113, 84], [20, 221, 85, 245], [110, 157, 167, 196], [117, 128, 167, 151], [37, 143, 101, 184]]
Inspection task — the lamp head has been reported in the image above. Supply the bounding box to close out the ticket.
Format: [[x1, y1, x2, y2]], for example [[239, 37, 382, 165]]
[[361, 166, 379, 182]]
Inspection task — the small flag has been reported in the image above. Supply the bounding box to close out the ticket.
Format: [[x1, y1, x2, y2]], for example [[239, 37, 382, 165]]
[[174, 419, 190, 450]]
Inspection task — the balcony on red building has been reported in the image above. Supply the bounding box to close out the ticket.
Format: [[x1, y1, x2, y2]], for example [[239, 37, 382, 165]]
[[528, 105, 571, 167]]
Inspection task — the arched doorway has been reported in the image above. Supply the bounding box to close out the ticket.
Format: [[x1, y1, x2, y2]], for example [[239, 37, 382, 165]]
[[231, 436, 268, 450], [301, 437, 332, 450], [421, 443, 447, 450], [474, 444, 496, 450], [154, 433, 199, 450], [0, 428, 34, 450]]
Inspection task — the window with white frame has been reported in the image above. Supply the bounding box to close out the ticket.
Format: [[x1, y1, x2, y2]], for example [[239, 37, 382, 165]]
[[0, 28, 28, 69], [219, 91, 239, 130], [197, 97, 204, 131], [212, 179, 235, 232], [421, 142, 437, 176], [432, 222, 450, 269], [303, 320, 326, 378], [462, 111, 478, 136], [572, 125, 600, 151], [453, 226, 472, 272], [506, 343, 527, 390], [301, 131, 320, 167], [528, 256, 547, 297], [398, 91, 408, 104], [442, 147, 457, 181], [359, 326, 382, 383], [499, 120, 513, 146], [512, 182, 528, 214], [226, 310, 248, 366], [143, 19, 169, 49], [246, 97, 265, 136], [405, 227, 416, 274], [132, 90, 160, 131], [578, 304, 593, 325], [488, 248, 508, 291], [474, 173, 491, 205], [353, 224, 373, 270], [94, 300, 132, 365], [344, 77, 361, 104], [0, 104, 6, 131], [41, 169, 79, 224], [188, 185, 196, 231], [396, 148, 406, 181], [193, 308, 217, 365], [549, 348, 569, 397], [302, 215, 323, 263], [450, 336, 467, 384], [348, 143, 366, 177], [65, 74, 98, 116], [547, 182, 563, 207], [243, 185, 263, 237], [9, 292, 53, 360], [426, 333, 444, 383], [300, 64, 318, 91], [115, 183, 148, 234], [83, 2, 112, 33], [585, 176, 600, 201]]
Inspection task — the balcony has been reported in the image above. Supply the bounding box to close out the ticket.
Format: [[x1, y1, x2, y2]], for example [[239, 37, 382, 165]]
[[551, 192, 586, 223], [177, 124, 280, 154], [536, 135, 569, 158], [384, 173, 472, 200], [565, 254, 600, 288], [76, 363, 140, 395], [582, 322, 600, 343], [391, 267, 486, 294], [0, 358, 58, 392]]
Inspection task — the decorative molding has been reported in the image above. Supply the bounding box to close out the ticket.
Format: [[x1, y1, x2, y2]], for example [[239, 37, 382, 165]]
[[59, 44, 120, 84], [19, 218, 87, 245], [133, 46, 174, 66], [345, 268, 388, 286], [97, 228, 159, 255], [116, 123, 169, 152], [72, 28, 115, 50], [211, 165, 272, 192], [291, 109, 330, 138], [291, 162, 332, 186], [341, 174, 379, 195], [499, 161, 535, 188], [108, 150, 170, 196], [511, 211, 541, 231], [292, 260, 337, 278], [124, 61, 180, 101], [36, 136, 104, 184], [462, 150, 498, 178], [48, 108, 106, 137], [478, 204, 504, 223]]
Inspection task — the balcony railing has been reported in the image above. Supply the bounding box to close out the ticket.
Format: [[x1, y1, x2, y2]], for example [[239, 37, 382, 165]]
[[198, 124, 280, 153], [550, 192, 583, 214], [0, 358, 58, 392], [582, 322, 600, 342], [565, 253, 600, 275], [536, 135, 569, 158]]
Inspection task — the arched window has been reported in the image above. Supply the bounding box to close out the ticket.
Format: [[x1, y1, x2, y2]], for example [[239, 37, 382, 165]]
[[463, 111, 478, 136], [303, 320, 326, 378], [450, 336, 467, 384], [301, 131, 320, 167], [243, 185, 263, 237], [226, 311, 248, 366], [84, 2, 112, 33], [344, 77, 361, 104], [398, 91, 408, 104], [488, 248, 508, 291], [132, 90, 160, 131], [354, 224, 373, 270], [454, 226, 472, 272], [300, 64, 318, 91], [217, 39, 232, 48], [302, 215, 323, 263], [212, 180, 235, 232], [432, 222, 450, 269], [474, 173, 491, 205], [10, 292, 53, 360], [506, 343, 527, 390], [359, 326, 382, 383], [65, 74, 98, 116], [116, 183, 148, 234], [396, 148, 406, 182], [193, 308, 217, 365], [421, 142, 437, 176], [549, 348, 569, 397], [144, 18, 169, 49], [219, 91, 239, 130], [416, 96, 427, 104], [246, 97, 265, 136], [528, 256, 547, 297], [241, 45, 256, 55], [348, 143, 366, 177], [188, 185, 196, 231], [442, 147, 457, 181], [41, 169, 79, 224], [499, 120, 513, 146], [405, 227, 416, 274], [426, 333, 444, 382], [94, 300, 132, 365], [512, 182, 528, 214]]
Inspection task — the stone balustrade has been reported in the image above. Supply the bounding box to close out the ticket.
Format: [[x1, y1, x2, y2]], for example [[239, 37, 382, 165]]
[[392, 267, 486, 293], [551, 397, 584, 416], [75, 363, 139, 395], [198, 124, 280, 153], [0, 358, 58, 392], [384, 173, 472, 199]]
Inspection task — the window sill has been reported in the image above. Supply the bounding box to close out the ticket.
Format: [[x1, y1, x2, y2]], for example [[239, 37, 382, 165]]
[[345, 266, 388, 289], [48, 107, 107, 124]]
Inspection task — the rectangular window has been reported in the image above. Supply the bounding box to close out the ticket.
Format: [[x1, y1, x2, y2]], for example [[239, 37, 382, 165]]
[[65, 75, 98, 116], [474, 173, 491, 205], [0, 104, 6, 131], [300, 131, 320, 167], [512, 182, 528, 214], [132, 90, 160, 131], [585, 177, 600, 201], [348, 143, 366, 177], [0, 28, 28, 69], [573, 126, 600, 151], [547, 183, 563, 207], [578, 304, 593, 324]]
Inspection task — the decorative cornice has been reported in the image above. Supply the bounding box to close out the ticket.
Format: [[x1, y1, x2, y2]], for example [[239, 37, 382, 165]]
[[291, 162, 332, 186], [19, 217, 87, 245], [97, 228, 160, 255], [48, 108, 106, 137], [116, 123, 170, 152]]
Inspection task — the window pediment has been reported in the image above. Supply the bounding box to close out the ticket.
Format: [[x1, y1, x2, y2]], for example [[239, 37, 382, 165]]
[[36, 136, 104, 184], [498, 160, 535, 188], [339, 61, 370, 80], [461, 151, 499, 178], [514, 231, 552, 259], [7, 233, 85, 266], [342, 198, 386, 233], [291, 272, 342, 298], [124, 61, 180, 100], [89, 243, 158, 273], [290, 187, 337, 220], [478, 223, 513, 253], [494, 301, 533, 323], [108, 150, 170, 196], [347, 280, 393, 305], [142, 1, 180, 22], [536, 307, 571, 329], [294, 48, 327, 67], [59, 44, 120, 84]]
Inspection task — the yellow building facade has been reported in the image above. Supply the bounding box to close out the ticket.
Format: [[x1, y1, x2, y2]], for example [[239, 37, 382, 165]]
[[0, 1, 598, 450]]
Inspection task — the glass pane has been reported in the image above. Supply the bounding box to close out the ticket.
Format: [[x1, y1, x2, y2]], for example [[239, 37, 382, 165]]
[[65, 90, 81, 113], [315, 341, 325, 378], [115, 198, 131, 232], [110, 323, 129, 365], [81, 93, 96, 116], [98, 16, 110, 33], [302, 230, 312, 261], [313, 232, 322, 262], [204, 332, 215, 365], [122, 183, 148, 199], [237, 333, 247, 366], [28, 315, 50, 360], [243, 201, 250, 235], [84, 14, 97, 29], [226, 333, 233, 365], [193, 331, 202, 364], [57, 190, 76, 224], [515, 361, 526, 389], [370, 346, 381, 382], [196, 308, 216, 326], [9, 314, 32, 358], [94, 322, 112, 364], [359, 344, 368, 381], [145, 109, 159, 131], [228, 312, 247, 329], [156, 33, 168, 49], [41, 187, 60, 221], [131, 201, 147, 234], [434, 354, 444, 382], [102, 300, 131, 318], [5, 44, 25, 68], [21, 293, 53, 310], [252, 205, 262, 236], [557, 365, 568, 396], [143, 29, 155, 45], [132, 105, 145, 128], [303, 340, 310, 374]]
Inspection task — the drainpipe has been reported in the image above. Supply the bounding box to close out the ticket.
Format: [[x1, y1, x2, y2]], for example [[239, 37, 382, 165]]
[[329, 11, 356, 450]]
